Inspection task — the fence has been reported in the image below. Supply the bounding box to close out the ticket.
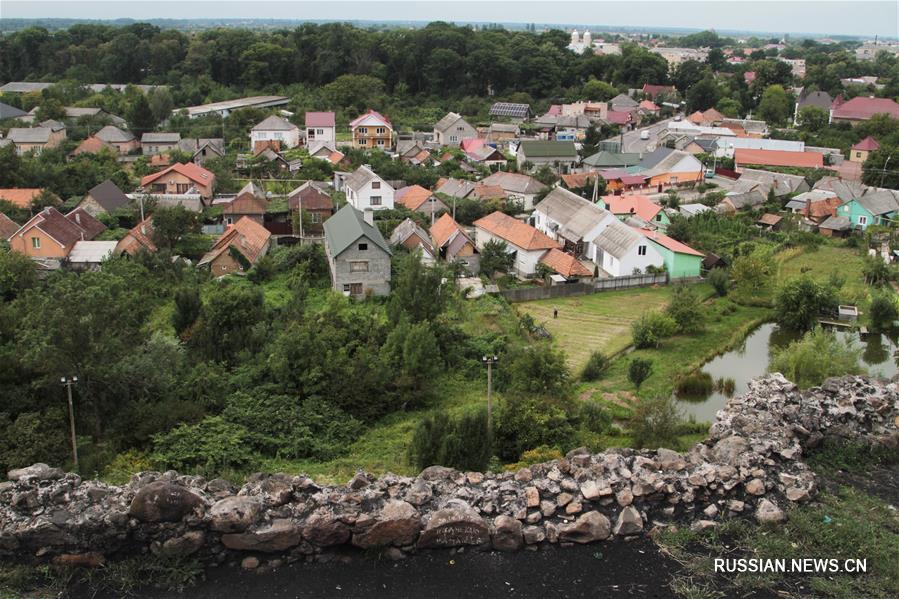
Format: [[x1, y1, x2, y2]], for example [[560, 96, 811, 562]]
[[500, 273, 669, 302]]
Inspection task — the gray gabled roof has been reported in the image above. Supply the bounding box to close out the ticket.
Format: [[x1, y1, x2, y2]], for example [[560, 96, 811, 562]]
[[857, 189, 899, 216], [592, 219, 644, 259], [324, 204, 391, 257], [85, 179, 130, 212], [344, 165, 387, 192], [7, 127, 51, 143], [434, 112, 465, 133], [610, 94, 638, 108], [435, 178, 476, 198], [252, 115, 297, 132], [0, 102, 27, 120], [819, 215, 851, 231], [535, 188, 611, 242], [96, 125, 135, 143], [389, 217, 435, 254], [141, 132, 181, 144]]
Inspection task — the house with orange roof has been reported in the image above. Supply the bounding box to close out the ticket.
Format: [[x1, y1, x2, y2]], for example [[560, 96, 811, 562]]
[[140, 162, 215, 198], [470, 184, 507, 201], [642, 84, 676, 101], [0, 213, 21, 240], [473, 211, 559, 278], [0, 188, 55, 211], [114, 217, 157, 256], [734, 148, 824, 171], [430, 213, 479, 274], [638, 228, 703, 279], [350, 109, 393, 150], [539, 248, 593, 280], [197, 216, 272, 276], [395, 185, 448, 217], [8, 206, 105, 260], [600, 194, 670, 229], [71, 135, 115, 156], [638, 100, 660, 114], [220, 182, 267, 225], [850, 136, 880, 163]]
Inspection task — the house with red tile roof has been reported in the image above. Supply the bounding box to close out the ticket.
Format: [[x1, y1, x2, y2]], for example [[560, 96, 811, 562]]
[[540, 248, 592, 279], [734, 148, 824, 171], [642, 84, 676, 100], [140, 162, 215, 198], [304, 111, 336, 144], [831, 96, 899, 125], [71, 135, 115, 156], [600, 194, 668, 228], [638, 100, 660, 114], [115, 217, 157, 256], [473, 211, 559, 278], [0, 188, 55, 210], [350, 109, 393, 150], [0, 213, 21, 240], [430, 213, 479, 274], [850, 136, 880, 163], [638, 228, 703, 279], [197, 216, 272, 275]]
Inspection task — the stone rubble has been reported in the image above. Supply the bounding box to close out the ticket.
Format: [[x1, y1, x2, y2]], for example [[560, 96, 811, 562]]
[[1, 374, 897, 567]]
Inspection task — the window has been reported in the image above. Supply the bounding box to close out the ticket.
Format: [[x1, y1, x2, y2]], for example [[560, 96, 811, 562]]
[[176, 183, 189, 194], [856, 152, 862, 158], [449, 135, 458, 142], [343, 284, 351, 292], [376, 139, 385, 146], [858, 215, 868, 225], [638, 245, 647, 256], [350, 261, 369, 272], [372, 181, 380, 189], [310, 213, 322, 223], [358, 243, 368, 250], [31, 237, 40, 249], [376, 127, 385, 135], [669, 176, 678, 184], [317, 129, 324, 135], [350, 283, 363, 295], [371, 196, 382, 206], [359, 127, 368, 135]]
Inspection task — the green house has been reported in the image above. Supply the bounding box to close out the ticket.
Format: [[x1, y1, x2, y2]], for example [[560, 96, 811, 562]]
[[641, 229, 703, 279], [836, 191, 899, 230]]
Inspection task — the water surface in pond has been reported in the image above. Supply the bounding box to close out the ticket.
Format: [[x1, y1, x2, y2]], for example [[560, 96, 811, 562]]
[[677, 322, 899, 423]]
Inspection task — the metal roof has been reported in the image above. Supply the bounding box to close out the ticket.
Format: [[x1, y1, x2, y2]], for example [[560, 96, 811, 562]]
[[324, 204, 391, 257], [68, 240, 117, 263], [518, 140, 578, 159], [7, 127, 51, 143], [177, 95, 290, 118], [592, 219, 643, 259], [489, 102, 530, 118]]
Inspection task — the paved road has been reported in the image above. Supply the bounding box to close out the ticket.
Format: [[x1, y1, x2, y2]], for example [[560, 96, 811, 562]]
[[78, 538, 691, 599], [603, 117, 676, 154]]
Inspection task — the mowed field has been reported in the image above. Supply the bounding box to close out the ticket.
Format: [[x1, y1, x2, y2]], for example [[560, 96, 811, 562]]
[[777, 244, 869, 303], [516, 286, 675, 369]]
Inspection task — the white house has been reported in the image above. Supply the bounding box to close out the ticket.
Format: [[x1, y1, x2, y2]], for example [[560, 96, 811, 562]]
[[344, 165, 395, 211], [305, 111, 336, 145], [472, 211, 560, 278], [532, 187, 614, 263], [250, 115, 301, 150], [591, 220, 663, 277]]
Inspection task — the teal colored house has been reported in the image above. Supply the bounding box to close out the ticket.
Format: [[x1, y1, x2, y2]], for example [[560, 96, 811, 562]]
[[639, 228, 703, 279], [836, 191, 899, 230]]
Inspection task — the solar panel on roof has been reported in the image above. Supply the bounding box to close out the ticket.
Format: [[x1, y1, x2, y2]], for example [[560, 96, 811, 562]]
[[489, 103, 530, 118]]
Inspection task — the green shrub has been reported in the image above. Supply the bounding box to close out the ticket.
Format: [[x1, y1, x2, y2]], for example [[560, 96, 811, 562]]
[[581, 351, 609, 381], [869, 292, 898, 331], [707, 268, 729, 296], [629, 396, 683, 450], [631, 311, 677, 349], [665, 285, 706, 333], [774, 276, 838, 331], [408, 408, 491, 472], [770, 327, 864, 388], [493, 395, 579, 462], [628, 358, 653, 389], [151, 416, 258, 475], [101, 450, 155, 485], [579, 399, 612, 434], [675, 371, 714, 397]]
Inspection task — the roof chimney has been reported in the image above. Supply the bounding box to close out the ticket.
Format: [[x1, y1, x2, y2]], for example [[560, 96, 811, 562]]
[[363, 209, 374, 226]]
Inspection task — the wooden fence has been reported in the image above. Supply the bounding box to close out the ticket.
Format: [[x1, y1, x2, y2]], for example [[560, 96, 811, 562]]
[[500, 273, 669, 302]]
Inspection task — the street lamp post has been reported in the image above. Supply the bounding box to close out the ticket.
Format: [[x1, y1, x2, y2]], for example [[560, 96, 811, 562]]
[[61, 376, 79, 472], [481, 355, 498, 440], [880, 154, 893, 189]]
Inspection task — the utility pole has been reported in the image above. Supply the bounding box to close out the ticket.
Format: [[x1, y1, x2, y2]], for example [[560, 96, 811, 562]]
[[880, 154, 893, 189], [61, 376, 79, 472], [481, 355, 498, 440]]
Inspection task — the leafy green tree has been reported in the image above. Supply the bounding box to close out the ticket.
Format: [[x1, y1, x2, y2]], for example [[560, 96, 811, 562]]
[[147, 87, 174, 124], [35, 98, 65, 121], [770, 328, 864, 388], [189, 283, 266, 364], [322, 74, 386, 113], [580, 351, 609, 381], [629, 396, 683, 449], [0, 248, 38, 301], [387, 253, 446, 324], [715, 97, 742, 118], [707, 268, 729, 297], [862, 148, 899, 190], [730, 252, 774, 300], [504, 345, 572, 398], [493, 394, 578, 461], [382, 320, 442, 403], [409, 409, 491, 471], [774, 276, 838, 331], [686, 76, 721, 112], [798, 105, 828, 132], [150, 205, 199, 251], [631, 311, 677, 349], [756, 84, 792, 127], [172, 287, 202, 336], [127, 93, 157, 136], [582, 78, 617, 101], [479, 239, 514, 277], [627, 358, 653, 389], [869, 292, 898, 331], [665, 285, 706, 333]]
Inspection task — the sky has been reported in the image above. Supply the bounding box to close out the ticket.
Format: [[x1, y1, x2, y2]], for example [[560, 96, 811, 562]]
[[1, 0, 897, 38]]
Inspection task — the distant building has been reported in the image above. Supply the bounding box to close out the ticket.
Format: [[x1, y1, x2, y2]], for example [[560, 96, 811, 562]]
[[850, 136, 880, 163], [75, 180, 131, 216], [175, 95, 289, 119], [6, 126, 65, 155], [141, 132, 181, 156], [304, 111, 336, 145], [344, 165, 395, 211], [198, 217, 272, 275], [139, 162, 215, 199], [350, 110, 393, 150], [250, 115, 301, 151], [433, 112, 477, 146]]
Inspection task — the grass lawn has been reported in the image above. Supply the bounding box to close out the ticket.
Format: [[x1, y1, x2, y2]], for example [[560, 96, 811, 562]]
[[776, 244, 870, 306], [516, 286, 677, 370]]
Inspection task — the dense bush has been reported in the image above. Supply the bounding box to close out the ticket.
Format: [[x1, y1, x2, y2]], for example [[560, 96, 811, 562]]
[[770, 328, 864, 389], [707, 267, 729, 297], [665, 285, 706, 334], [869, 292, 898, 331], [408, 409, 491, 472], [151, 416, 258, 475], [628, 358, 653, 389], [578, 399, 612, 435], [493, 395, 579, 462], [580, 351, 610, 381], [631, 311, 677, 349], [629, 396, 684, 450], [774, 276, 838, 331]]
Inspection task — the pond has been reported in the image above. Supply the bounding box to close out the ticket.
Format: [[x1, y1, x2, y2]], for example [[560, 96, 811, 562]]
[[676, 322, 899, 423]]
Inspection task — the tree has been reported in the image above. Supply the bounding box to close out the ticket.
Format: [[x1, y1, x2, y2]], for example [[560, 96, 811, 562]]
[[869, 292, 898, 331], [479, 239, 514, 277], [582, 78, 617, 101], [493, 394, 578, 461], [730, 252, 773, 300], [322, 74, 385, 113], [862, 148, 899, 190], [0, 248, 38, 301], [665, 285, 706, 333], [673, 60, 708, 95], [505, 345, 572, 398], [774, 276, 838, 331], [35, 98, 65, 121], [798, 105, 828, 132], [581, 351, 609, 381], [715, 97, 742, 118], [172, 287, 202, 336], [770, 328, 864, 388], [707, 268, 729, 297], [631, 311, 677, 349], [387, 253, 446, 325], [862, 255, 892, 287], [756, 85, 792, 127], [686, 76, 721, 112], [147, 88, 175, 124], [629, 396, 682, 449], [627, 358, 653, 389], [127, 93, 157, 136], [150, 205, 198, 251]]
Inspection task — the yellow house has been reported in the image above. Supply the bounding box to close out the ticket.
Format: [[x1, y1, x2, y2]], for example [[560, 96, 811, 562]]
[[850, 136, 879, 163]]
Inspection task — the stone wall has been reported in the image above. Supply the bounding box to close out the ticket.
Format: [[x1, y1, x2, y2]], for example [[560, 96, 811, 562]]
[[1, 374, 897, 571]]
